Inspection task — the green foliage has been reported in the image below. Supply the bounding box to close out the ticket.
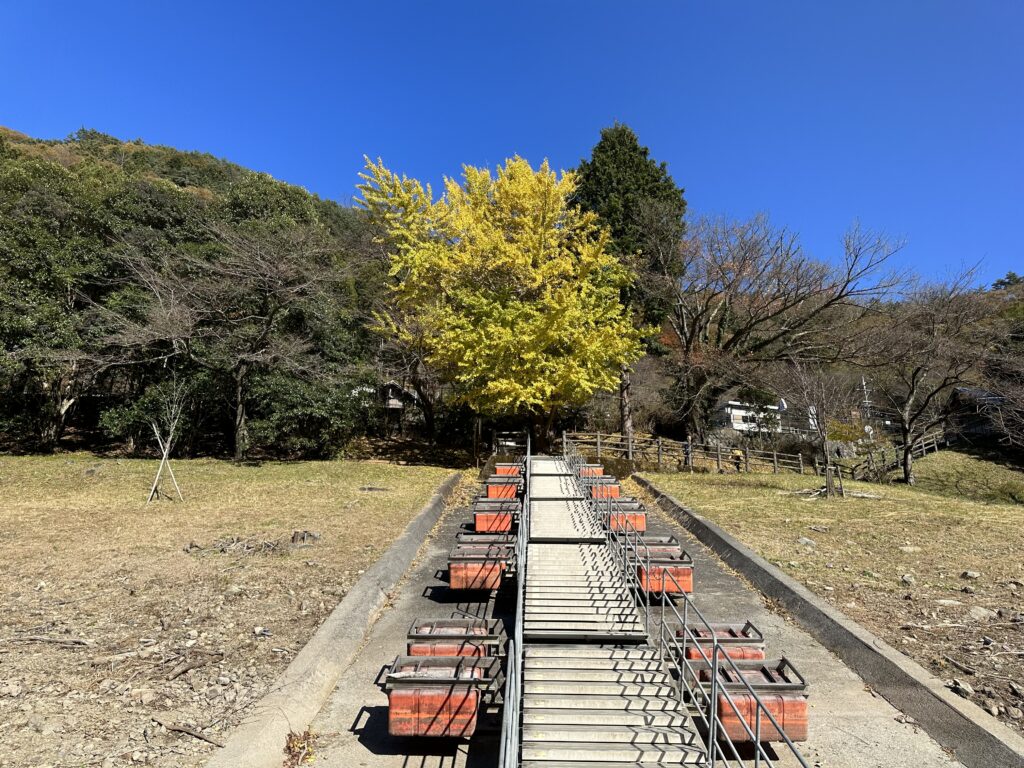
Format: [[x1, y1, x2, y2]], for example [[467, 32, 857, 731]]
[[575, 124, 687, 331], [575, 123, 687, 259], [246, 372, 377, 458], [993, 271, 1023, 291], [826, 419, 864, 443], [0, 126, 381, 457]]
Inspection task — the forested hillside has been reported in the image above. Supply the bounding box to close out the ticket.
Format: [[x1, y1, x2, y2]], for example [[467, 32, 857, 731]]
[[3, 125, 1021, 473], [0, 126, 385, 458]]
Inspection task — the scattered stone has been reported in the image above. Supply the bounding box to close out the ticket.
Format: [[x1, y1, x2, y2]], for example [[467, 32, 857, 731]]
[[1, 683, 23, 698], [961, 585, 976, 594], [935, 599, 963, 607], [798, 536, 816, 548], [1008, 706, 1023, 720], [130, 688, 157, 706], [961, 570, 981, 580], [948, 679, 974, 698], [809, 525, 830, 533], [899, 545, 921, 553], [969, 606, 997, 621], [983, 697, 1000, 717], [253, 626, 271, 638], [901, 574, 916, 586]]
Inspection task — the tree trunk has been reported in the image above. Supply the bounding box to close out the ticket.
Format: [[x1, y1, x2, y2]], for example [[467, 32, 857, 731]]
[[898, 418, 917, 484], [411, 372, 435, 441], [902, 444, 915, 485], [38, 366, 77, 450], [544, 407, 559, 453], [233, 364, 248, 461], [619, 364, 634, 440]]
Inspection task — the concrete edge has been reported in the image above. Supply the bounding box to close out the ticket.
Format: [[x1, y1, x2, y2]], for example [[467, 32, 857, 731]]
[[634, 473, 1024, 768], [205, 470, 463, 768]]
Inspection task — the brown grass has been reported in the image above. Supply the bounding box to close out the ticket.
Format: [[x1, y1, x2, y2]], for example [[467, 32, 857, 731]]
[[0, 453, 455, 767]]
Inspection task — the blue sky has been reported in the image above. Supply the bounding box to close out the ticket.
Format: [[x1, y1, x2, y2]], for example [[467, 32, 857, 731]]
[[2, 2, 1021, 284]]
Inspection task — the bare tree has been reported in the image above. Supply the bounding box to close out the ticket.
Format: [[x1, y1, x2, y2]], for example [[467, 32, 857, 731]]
[[648, 214, 903, 439], [99, 224, 336, 460], [865, 275, 997, 484], [771, 360, 862, 470], [147, 375, 188, 503], [975, 285, 1024, 448]]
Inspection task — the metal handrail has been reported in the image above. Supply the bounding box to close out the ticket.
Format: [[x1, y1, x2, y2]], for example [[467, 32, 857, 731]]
[[498, 434, 529, 768], [568, 453, 811, 768]]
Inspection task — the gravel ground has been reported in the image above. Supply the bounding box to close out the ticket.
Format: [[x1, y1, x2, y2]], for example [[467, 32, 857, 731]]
[[0, 453, 454, 768]]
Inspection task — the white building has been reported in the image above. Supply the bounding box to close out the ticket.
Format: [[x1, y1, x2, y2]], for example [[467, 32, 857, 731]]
[[714, 401, 783, 433]]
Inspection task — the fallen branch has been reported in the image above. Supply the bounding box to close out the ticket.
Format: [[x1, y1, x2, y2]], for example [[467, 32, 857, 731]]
[[166, 652, 221, 681], [1, 635, 94, 647], [91, 649, 141, 666], [943, 655, 977, 675], [152, 714, 224, 748]]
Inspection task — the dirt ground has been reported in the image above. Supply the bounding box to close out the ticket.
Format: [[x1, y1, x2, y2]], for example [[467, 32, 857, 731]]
[[637, 465, 1024, 737], [0, 453, 457, 768]]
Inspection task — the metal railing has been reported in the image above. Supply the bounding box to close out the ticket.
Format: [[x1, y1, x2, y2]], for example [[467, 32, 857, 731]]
[[570, 451, 811, 768], [498, 434, 529, 768]]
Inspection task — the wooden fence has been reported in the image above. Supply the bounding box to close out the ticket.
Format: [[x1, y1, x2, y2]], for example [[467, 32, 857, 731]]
[[846, 431, 948, 480], [564, 431, 807, 475], [565, 429, 949, 482]]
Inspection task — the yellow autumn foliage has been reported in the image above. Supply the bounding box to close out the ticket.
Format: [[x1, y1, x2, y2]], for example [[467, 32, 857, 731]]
[[358, 156, 645, 416]]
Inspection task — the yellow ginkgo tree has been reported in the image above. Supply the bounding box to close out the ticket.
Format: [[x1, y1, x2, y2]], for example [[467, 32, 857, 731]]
[[358, 155, 645, 433]]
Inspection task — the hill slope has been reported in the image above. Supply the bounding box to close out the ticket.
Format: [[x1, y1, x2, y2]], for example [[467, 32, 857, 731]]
[[889, 450, 1024, 505], [0, 126, 382, 458]]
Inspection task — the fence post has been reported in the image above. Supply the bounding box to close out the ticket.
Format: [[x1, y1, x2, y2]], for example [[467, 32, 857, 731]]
[[772, 450, 779, 474], [814, 457, 820, 476], [627, 432, 634, 462], [686, 438, 693, 472], [596, 431, 602, 459], [744, 448, 750, 473], [716, 445, 722, 472], [562, 430, 566, 456], [657, 437, 663, 471], [798, 454, 804, 475]]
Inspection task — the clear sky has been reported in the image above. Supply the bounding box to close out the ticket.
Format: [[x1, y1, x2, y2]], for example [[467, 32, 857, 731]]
[[2, 2, 1021, 284]]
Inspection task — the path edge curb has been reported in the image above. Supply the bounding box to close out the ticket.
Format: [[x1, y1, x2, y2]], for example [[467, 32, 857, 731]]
[[205, 470, 462, 768], [634, 473, 1024, 768]]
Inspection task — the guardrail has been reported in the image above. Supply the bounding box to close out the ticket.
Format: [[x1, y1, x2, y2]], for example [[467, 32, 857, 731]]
[[497, 434, 529, 768], [565, 439, 813, 768]]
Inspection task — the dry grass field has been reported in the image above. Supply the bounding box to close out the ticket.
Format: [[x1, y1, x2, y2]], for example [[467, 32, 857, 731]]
[[0, 453, 458, 767], [637, 457, 1024, 735]]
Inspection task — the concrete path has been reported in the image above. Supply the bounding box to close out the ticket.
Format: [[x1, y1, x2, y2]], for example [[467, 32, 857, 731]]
[[309, 502, 502, 768], [306, 489, 963, 768], [645, 506, 964, 768]]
